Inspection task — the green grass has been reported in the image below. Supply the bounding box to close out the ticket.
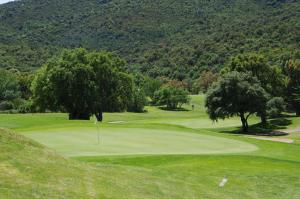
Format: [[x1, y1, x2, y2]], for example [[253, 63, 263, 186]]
[[1, 95, 300, 198], [22, 127, 257, 156]]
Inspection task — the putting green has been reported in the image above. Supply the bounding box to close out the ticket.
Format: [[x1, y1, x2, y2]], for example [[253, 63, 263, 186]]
[[22, 127, 257, 156]]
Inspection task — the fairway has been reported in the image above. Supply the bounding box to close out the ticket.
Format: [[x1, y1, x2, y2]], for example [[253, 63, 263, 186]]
[[23, 127, 257, 156], [1, 97, 300, 199]]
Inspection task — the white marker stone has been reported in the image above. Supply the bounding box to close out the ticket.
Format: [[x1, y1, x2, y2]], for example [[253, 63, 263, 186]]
[[219, 178, 228, 187]]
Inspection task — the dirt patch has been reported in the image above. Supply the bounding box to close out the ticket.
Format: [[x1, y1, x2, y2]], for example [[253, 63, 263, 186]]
[[282, 127, 300, 134], [247, 136, 294, 144]]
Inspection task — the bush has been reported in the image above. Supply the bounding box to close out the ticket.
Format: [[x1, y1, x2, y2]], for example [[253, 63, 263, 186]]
[[0, 101, 13, 111], [17, 100, 36, 113], [128, 88, 148, 113], [153, 86, 190, 109], [267, 97, 286, 118], [0, 69, 20, 101]]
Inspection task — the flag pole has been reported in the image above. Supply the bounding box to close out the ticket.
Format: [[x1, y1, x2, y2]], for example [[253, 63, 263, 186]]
[[94, 118, 100, 145]]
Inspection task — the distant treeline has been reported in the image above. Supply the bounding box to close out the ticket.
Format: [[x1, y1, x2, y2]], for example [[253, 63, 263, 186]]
[[1, 48, 299, 118], [0, 48, 191, 117], [0, 0, 299, 80]]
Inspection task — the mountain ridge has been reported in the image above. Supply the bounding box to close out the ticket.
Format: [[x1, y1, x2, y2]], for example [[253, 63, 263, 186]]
[[0, 0, 299, 79]]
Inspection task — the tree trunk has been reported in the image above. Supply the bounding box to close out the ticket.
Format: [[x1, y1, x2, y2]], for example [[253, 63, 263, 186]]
[[69, 112, 90, 120], [296, 107, 300, 116], [95, 112, 103, 122], [260, 113, 267, 126], [240, 113, 248, 133]]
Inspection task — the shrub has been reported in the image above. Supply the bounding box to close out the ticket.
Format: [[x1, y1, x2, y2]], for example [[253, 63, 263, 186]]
[[153, 86, 190, 109], [17, 100, 36, 113], [267, 97, 286, 118], [128, 88, 148, 113], [0, 101, 13, 111]]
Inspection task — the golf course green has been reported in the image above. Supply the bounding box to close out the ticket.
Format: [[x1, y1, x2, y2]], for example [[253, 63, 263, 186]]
[[1, 95, 300, 198], [23, 127, 257, 156]]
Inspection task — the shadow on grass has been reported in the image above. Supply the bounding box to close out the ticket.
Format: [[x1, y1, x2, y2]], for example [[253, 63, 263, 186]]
[[221, 117, 293, 136], [158, 107, 190, 112]]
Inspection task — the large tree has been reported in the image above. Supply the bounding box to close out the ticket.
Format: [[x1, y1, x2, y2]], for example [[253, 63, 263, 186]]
[[205, 72, 268, 132], [223, 53, 285, 124], [32, 48, 133, 120]]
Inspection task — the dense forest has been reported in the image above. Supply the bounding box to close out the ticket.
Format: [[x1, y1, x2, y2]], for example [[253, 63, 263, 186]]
[[0, 0, 299, 80]]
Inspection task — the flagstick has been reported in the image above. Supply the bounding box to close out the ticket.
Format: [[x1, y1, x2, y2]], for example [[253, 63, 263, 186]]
[[97, 122, 100, 145], [94, 118, 100, 145]]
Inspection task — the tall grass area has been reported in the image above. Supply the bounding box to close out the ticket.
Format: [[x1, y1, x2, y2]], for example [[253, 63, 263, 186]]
[[0, 95, 300, 198]]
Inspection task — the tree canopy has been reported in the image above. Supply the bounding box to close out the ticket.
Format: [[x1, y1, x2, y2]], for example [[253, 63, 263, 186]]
[[205, 72, 268, 132], [153, 86, 190, 110], [224, 53, 284, 96], [284, 59, 300, 115], [31, 48, 133, 120], [223, 53, 286, 124]]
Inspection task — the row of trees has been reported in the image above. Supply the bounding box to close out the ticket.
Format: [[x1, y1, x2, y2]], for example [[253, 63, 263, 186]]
[[205, 53, 300, 132], [0, 48, 192, 120], [0, 49, 150, 118], [2, 48, 298, 130]]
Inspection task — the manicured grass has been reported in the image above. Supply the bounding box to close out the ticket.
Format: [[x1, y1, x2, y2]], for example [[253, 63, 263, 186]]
[[1, 95, 300, 198], [22, 127, 257, 156]]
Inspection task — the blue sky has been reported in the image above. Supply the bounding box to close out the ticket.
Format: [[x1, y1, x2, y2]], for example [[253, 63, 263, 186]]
[[0, 0, 14, 4]]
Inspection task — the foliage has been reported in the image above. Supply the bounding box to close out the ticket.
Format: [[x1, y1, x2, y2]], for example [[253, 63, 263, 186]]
[[224, 53, 285, 96], [143, 77, 162, 99], [205, 72, 269, 132], [132, 73, 162, 100], [162, 79, 188, 89], [127, 87, 148, 113], [0, 69, 20, 111], [223, 53, 286, 123], [153, 86, 190, 109], [16, 72, 34, 100], [0, 101, 13, 111], [31, 48, 133, 120], [193, 70, 219, 94], [266, 97, 286, 118], [0, 0, 299, 80], [284, 59, 300, 115]]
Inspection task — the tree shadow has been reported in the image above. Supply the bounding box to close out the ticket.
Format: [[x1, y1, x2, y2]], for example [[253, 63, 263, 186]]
[[158, 107, 190, 112], [221, 117, 293, 136]]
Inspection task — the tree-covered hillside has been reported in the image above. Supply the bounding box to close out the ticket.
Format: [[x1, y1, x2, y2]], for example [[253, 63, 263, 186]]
[[0, 0, 299, 79]]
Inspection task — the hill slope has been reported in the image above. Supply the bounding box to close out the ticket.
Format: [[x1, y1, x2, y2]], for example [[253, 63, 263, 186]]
[[1, 128, 192, 199], [0, 0, 299, 79], [0, 128, 96, 198]]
